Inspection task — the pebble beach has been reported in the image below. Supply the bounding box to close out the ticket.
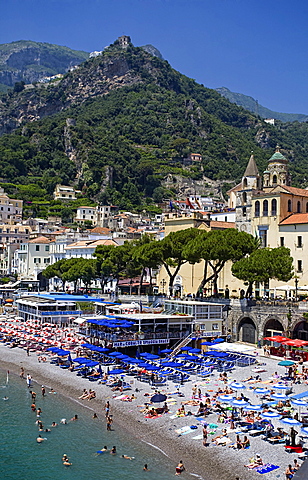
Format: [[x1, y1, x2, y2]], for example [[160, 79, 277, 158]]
[[1, 339, 308, 480]]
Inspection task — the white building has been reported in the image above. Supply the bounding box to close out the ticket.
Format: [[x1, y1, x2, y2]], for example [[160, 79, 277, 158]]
[[75, 206, 97, 225], [53, 185, 79, 201], [0, 187, 23, 224], [16, 236, 51, 280]]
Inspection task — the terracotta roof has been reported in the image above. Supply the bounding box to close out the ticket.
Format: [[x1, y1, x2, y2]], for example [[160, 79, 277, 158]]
[[90, 239, 117, 246], [89, 227, 111, 234], [279, 214, 308, 225], [210, 221, 235, 229], [28, 236, 51, 244], [226, 182, 242, 194], [282, 186, 308, 198]]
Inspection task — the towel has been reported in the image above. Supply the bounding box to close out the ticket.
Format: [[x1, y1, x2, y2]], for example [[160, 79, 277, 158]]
[[254, 464, 279, 474]]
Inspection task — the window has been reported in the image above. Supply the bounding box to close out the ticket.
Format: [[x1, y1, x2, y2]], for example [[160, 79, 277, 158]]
[[288, 199, 292, 212], [298, 260, 303, 272], [263, 200, 268, 216], [273, 175, 277, 184], [297, 236, 303, 248], [212, 323, 219, 330], [280, 237, 284, 247], [35, 245, 40, 251], [44, 258, 50, 264], [243, 178, 248, 188], [259, 229, 267, 248], [297, 201, 301, 213], [255, 201, 260, 217], [242, 207, 247, 217], [45, 245, 49, 252], [34, 258, 41, 264], [306, 202, 308, 213], [271, 199, 277, 216], [243, 192, 247, 203]]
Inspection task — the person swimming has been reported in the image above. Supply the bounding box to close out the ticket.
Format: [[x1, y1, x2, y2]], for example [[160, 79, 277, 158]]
[[121, 455, 134, 460], [110, 446, 117, 454], [96, 446, 108, 454]]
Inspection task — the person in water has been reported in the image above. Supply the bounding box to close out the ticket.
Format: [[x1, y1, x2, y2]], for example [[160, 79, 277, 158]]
[[110, 446, 117, 454], [97, 446, 108, 454], [175, 461, 185, 475], [143, 464, 149, 471], [121, 455, 134, 460], [36, 435, 46, 443]]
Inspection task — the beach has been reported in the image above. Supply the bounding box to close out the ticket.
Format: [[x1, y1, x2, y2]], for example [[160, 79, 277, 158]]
[[1, 342, 307, 480]]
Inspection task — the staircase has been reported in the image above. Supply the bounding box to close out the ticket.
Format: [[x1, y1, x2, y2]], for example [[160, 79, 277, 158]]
[[171, 332, 195, 357]]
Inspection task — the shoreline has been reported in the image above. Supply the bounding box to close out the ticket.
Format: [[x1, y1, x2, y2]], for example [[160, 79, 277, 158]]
[[0, 344, 251, 480], [1, 343, 306, 480]]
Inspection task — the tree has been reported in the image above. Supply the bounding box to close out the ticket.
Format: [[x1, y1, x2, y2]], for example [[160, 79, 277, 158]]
[[231, 246, 294, 297], [146, 228, 201, 295], [42, 259, 69, 290], [132, 234, 160, 295], [184, 229, 258, 295]]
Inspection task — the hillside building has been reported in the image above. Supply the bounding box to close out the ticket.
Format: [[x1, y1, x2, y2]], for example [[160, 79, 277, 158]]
[[0, 187, 23, 224]]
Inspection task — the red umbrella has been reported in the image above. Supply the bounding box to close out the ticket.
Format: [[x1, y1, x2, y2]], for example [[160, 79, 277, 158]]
[[282, 339, 308, 347], [263, 336, 291, 342]]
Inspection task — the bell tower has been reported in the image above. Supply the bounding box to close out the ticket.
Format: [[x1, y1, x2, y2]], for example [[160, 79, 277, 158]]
[[263, 146, 290, 191], [235, 153, 260, 234]]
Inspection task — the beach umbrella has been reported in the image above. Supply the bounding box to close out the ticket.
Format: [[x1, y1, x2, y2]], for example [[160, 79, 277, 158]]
[[243, 404, 263, 411], [161, 362, 183, 368], [128, 358, 143, 364], [272, 384, 287, 390], [291, 399, 308, 407], [200, 341, 216, 346], [271, 393, 289, 401], [143, 365, 161, 371], [263, 336, 291, 342], [189, 348, 201, 354], [261, 412, 281, 419], [283, 339, 308, 347], [209, 351, 229, 357], [201, 361, 216, 367], [83, 361, 99, 367], [232, 399, 248, 407], [151, 393, 167, 403], [254, 388, 269, 395], [108, 352, 123, 357], [280, 418, 302, 426], [160, 349, 172, 354], [144, 354, 160, 360], [218, 395, 234, 402], [180, 346, 193, 351], [230, 382, 246, 390], [278, 360, 296, 367], [108, 369, 125, 375], [301, 427, 308, 435]]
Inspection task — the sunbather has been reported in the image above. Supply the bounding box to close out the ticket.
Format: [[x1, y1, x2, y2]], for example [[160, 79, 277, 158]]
[[245, 454, 263, 469]]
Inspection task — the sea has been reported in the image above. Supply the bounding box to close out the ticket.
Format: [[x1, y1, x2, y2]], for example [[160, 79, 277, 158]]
[[0, 371, 176, 480]]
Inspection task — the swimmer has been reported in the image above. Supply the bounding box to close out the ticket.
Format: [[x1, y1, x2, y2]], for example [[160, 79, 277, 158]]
[[63, 460, 72, 466], [121, 455, 134, 460], [143, 464, 149, 471], [49, 388, 57, 394], [93, 413, 98, 419], [51, 422, 58, 427], [62, 454, 69, 462], [36, 435, 46, 443], [3, 396, 8, 400], [70, 414, 78, 421], [60, 418, 67, 424], [175, 461, 185, 475], [110, 446, 117, 455], [96, 446, 108, 454]]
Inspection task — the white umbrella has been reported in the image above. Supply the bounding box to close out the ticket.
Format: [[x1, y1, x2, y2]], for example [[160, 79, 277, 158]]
[[230, 382, 246, 390], [254, 388, 269, 395], [291, 399, 308, 407], [261, 412, 281, 419], [271, 393, 289, 401], [280, 418, 302, 427], [243, 404, 263, 411], [301, 427, 308, 435], [272, 384, 287, 390], [232, 399, 248, 407], [218, 395, 234, 403]]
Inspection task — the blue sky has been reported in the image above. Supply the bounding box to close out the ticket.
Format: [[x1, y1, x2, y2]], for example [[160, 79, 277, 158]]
[[1, 0, 308, 114]]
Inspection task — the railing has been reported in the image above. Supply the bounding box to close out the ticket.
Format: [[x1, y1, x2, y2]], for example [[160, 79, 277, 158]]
[[78, 328, 187, 343]]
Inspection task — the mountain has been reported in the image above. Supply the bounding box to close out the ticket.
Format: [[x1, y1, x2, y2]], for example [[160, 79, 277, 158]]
[[0, 40, 89, 89], [0, 36, 308, 218], [216, 87, 308, 123], [140, 44, 163, 59]]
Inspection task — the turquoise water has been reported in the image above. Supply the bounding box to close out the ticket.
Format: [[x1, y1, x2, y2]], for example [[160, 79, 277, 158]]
[[0, 373, 175, 480]]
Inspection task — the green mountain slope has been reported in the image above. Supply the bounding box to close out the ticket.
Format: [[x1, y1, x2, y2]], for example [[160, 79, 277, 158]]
[[0, 39, 307, 213], [0, 40, 89, 89], [216, 87, 308, 123]]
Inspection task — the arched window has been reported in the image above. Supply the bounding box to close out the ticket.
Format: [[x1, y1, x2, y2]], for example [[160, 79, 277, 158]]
[[271, 199, 277, 216], [263, 200, 268, 216], [273, 175, 277, 185], [255, 201, 260, 217], [243, 178, 248, 188], [288, 199, 292, 212], [243, 207, 247, 217], [297, 201, 301, 213], [306, 202, 308, 213], [243, 192, 247, 203]]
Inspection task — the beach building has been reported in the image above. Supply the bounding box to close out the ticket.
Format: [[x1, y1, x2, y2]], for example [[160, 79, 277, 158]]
[[16, 293, 103, 324]]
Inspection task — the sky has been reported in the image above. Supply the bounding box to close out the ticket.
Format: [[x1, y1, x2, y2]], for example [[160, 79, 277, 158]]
[[1, 0, 308, 114]]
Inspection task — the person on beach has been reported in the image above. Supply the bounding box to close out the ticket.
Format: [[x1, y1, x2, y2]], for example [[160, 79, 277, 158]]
[[26, 374, 32, 388], [110, 446, 117, 454], [30, 391, 36, 401], [62, 454, 72, 466], [175, 461, 185, 475], [79, 389, 88, 399], [245, 454, 263, 469], [106, 415, 113, 431], [41, 386, 46, 397], [105, 400, 110, 417], [285, 464, 295, 479], [20, 367, 24, 379], [49, 388, 57, 394]]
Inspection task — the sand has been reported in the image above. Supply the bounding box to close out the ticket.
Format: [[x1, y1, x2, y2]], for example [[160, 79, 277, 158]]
[[0, 342, 307, 480]]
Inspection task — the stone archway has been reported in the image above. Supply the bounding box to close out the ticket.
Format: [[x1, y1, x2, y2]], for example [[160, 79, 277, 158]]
[[263, 318, 284, 338], [292, 321, 308, 341], [238, 317, 256, 344]]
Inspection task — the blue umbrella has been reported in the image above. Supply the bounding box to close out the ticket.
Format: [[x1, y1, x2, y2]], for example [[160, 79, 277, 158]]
[[73, 357, 92, 364], [291, 399, 308, 407], [160, 349, 173, 354], [142, 365, 161, 371], [151, 393, 167, 403], [278, 360, 295, 366], [201, 362, 216, 367], [254, 388, 269, 395], [272, 384, 287, 390], [218, 395, 234, 402], [189, 348, 201, 354], [243, 404, 263, 411], [230, 382, 246, 390], [213, 338, 225, 343], [201, 341, 216, 346], [180, 346, 193, 351], [108, 352, 123, 357], [301, 427, 308, 435], [261, 411, 281, 419], [108, 369, 125, 375], [232, 399, 248, 407], [84, 361, 99, 367], [128, 358, 143, 364], [161, 362, 183, 368], [144, 354, 160, 360], [271, 393, 289, 401], [280, 418, 302, 426]]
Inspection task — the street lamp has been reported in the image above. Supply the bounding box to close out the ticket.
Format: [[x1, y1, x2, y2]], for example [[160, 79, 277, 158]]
[[295, 277, 299, 301], [160, 279, 166, 295]]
